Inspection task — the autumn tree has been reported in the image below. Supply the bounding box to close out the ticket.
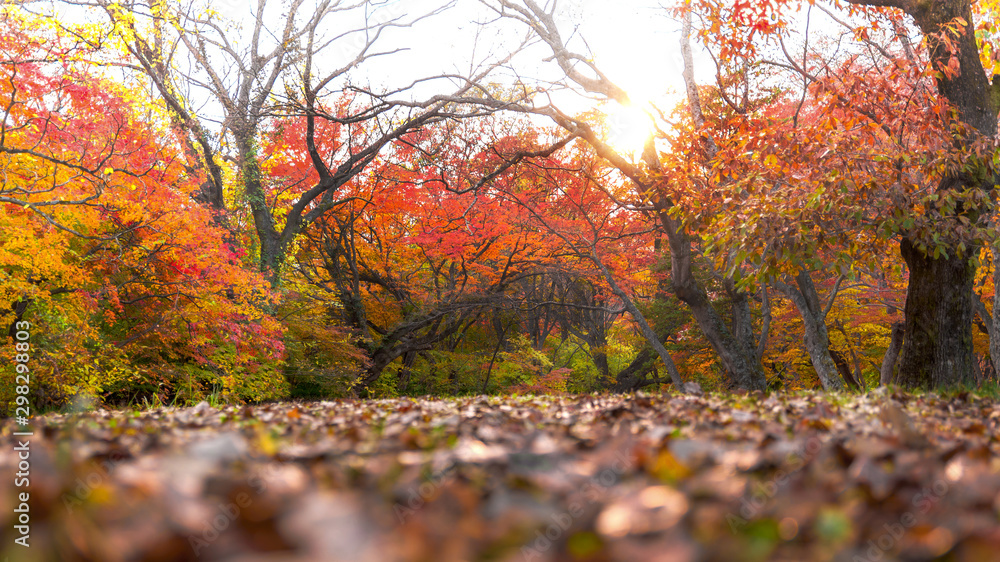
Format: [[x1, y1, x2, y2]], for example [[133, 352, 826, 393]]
[[47, 0, 536, 288], [485, 0, 1000, 390], [688, 0, 999, 389], [491, 135, 689, 389], [0, 10, 284, 408], [273, 114, 572, 391], [860, 0, 997, 388], [481, 0, 771, 391]]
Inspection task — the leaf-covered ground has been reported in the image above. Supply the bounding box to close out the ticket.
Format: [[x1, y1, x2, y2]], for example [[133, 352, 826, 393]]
[[2, 390, 1000, 561]]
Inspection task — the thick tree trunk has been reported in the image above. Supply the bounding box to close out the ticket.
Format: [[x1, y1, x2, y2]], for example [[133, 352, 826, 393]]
[[898, 0, 992, 389], [896, 238, 976, 388], [259, 233, 286, 286]]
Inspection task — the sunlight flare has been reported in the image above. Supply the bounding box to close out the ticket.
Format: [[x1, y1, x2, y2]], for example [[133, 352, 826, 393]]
[[604, 102, 654, 160]]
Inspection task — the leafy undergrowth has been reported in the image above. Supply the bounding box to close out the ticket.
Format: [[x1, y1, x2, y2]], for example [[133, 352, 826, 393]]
[[2, 390, 1000, 561]]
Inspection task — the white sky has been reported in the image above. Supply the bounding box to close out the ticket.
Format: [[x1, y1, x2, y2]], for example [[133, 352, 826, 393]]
[[318, 0, 692, 110], [27, 0, 863, 157], [330, 0, 697, 155]]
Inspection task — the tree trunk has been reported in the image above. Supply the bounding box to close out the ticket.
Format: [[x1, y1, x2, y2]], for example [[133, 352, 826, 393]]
[[727, 278, 758, 362], [591, 250, 684, 389], [362, 339, 435, 390], [589, 329, 612, 387], [773, 273, 845, 391], [238, 138, 286, 286], [7, 299, 30, 339], [892, 0, 991, 390], [659, 9, 765, 391], [757, 284, 771, 362], [804, 324, 846, 391], [363, 346, 399, 388], [657, 210, 766, 390], [258, 232, 286, 287], [896, 238, 976, 388], [829, 349, 862, 391], [611, 346, 658, 393], [879, 322, 904, 386], [398, 351, 416, 392]]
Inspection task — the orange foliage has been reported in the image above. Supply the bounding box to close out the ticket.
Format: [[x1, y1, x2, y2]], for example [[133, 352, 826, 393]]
[[0, 12, 285, 409]]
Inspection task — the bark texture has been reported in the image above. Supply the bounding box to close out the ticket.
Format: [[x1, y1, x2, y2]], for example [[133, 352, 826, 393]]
[[896, 238, 976, 388]]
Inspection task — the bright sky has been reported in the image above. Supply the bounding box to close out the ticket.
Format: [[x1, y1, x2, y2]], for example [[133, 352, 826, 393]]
[[294, 0, 697, 157], [482, 0, 695, 156], [574, 1, 687, 103], [546, 0, 691, 156], [324, 0, 692, 104], [30, 0, 776, 157]]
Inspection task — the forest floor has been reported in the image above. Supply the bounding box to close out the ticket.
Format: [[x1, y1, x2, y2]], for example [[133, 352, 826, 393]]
[[1, 389, 999, 562]]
